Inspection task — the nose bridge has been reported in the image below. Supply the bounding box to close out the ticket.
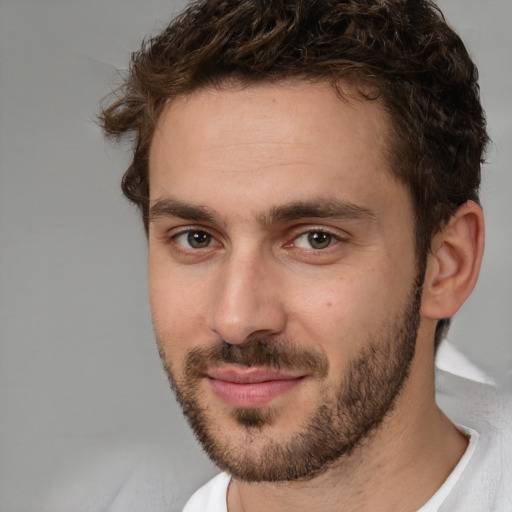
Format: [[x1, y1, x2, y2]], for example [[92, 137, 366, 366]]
[[207, 243, 286, 344]]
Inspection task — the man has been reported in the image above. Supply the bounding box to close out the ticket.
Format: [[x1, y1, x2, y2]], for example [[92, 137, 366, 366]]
[[101, 0, 512, 510]]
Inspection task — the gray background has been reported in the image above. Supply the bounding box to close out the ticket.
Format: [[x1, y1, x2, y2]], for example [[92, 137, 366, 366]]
[[0, 1, 510, 510]]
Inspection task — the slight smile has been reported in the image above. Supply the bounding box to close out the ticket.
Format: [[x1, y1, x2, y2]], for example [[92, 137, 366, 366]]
[[207, 366, 307, 408]]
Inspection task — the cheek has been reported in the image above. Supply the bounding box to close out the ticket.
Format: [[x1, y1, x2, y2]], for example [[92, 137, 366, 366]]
[[148, 262, 211, 366], [150, 285, 205, 334], [288, 265, 413, 360], [291, 278, 371, 348]]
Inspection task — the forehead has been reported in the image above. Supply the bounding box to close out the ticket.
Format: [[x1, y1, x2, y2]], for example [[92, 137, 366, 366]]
[[151, 80, 390, 157], [148, 80, 402, 218]]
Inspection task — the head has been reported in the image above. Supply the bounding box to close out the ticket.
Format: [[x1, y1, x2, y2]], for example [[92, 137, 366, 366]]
[[100, 0, 487, 482], [101, 0, 487, 348]]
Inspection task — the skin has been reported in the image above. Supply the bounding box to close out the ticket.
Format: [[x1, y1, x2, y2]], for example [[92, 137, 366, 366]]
[[147, 81, 483, 511]]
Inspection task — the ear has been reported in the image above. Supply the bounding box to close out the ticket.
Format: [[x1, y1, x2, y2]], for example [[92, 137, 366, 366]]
[[421, 201, 485, 320]]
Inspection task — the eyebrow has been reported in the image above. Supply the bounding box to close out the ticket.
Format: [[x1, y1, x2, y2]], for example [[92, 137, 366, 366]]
[[261, 200, 376, 226], [148, 197, 376, 226], [149, 198, 217, 224]]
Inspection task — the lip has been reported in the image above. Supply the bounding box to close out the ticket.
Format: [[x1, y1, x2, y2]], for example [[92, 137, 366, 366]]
[[206, 366, 306, 408]]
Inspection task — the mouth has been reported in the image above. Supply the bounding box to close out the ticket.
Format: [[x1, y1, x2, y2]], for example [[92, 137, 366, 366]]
[[206, 366, 306, 408]]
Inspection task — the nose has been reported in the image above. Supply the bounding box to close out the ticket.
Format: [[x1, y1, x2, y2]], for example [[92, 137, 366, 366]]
[[206, 249, 287, 345]]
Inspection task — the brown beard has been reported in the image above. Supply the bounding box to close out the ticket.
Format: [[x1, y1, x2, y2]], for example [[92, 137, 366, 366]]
[[158, 274, 423, 483]]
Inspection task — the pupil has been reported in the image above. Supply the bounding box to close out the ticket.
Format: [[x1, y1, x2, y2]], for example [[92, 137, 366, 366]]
[[188, 231, 210, 248], [308, 232, 331, 249]]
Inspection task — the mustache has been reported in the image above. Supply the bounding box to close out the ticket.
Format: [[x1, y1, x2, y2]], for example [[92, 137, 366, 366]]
[[184, 337, 329, 380]]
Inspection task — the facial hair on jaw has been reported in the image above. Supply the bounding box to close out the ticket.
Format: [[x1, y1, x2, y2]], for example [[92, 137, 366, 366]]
[[158, 274, 423, 483]]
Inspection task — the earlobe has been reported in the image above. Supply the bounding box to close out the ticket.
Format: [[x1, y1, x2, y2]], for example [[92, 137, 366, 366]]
[[422, 201, 485, 320]]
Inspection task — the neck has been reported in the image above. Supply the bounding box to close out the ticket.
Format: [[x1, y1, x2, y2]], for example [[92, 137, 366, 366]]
[[228, 346, 468, 512]]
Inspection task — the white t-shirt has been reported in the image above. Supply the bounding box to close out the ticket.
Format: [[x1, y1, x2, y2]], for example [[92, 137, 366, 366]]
[[183, 370, 512, 512]]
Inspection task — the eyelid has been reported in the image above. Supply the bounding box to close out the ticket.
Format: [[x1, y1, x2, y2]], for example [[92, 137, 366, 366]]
[[160, 223, 349, 253], [286, 225, 350, 247], [293, 232, 337, 250], [165, 226, 222, 249]]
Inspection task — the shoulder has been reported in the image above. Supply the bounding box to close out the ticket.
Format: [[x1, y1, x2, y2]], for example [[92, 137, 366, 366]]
[[435, 367, 512, 432], [182, 472, 231, 512], [436, 370, 512, 510]]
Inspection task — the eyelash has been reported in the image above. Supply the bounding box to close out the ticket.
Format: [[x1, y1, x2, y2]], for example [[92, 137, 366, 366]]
[[289, 229, 341, 251], [171, 229, 217, 249], [167, 227, 344, 252]]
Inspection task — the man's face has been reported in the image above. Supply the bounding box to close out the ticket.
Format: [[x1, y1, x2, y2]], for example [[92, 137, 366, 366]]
[[148, 81, 422, 481]]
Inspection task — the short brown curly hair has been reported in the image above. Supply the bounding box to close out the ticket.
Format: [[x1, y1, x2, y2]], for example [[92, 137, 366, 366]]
[[100, 0, 488, 347]]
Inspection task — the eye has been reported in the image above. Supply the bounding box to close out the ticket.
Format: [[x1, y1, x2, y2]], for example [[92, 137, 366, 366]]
[[173, 230, 215, 249], [293, 231, 338, 250]]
